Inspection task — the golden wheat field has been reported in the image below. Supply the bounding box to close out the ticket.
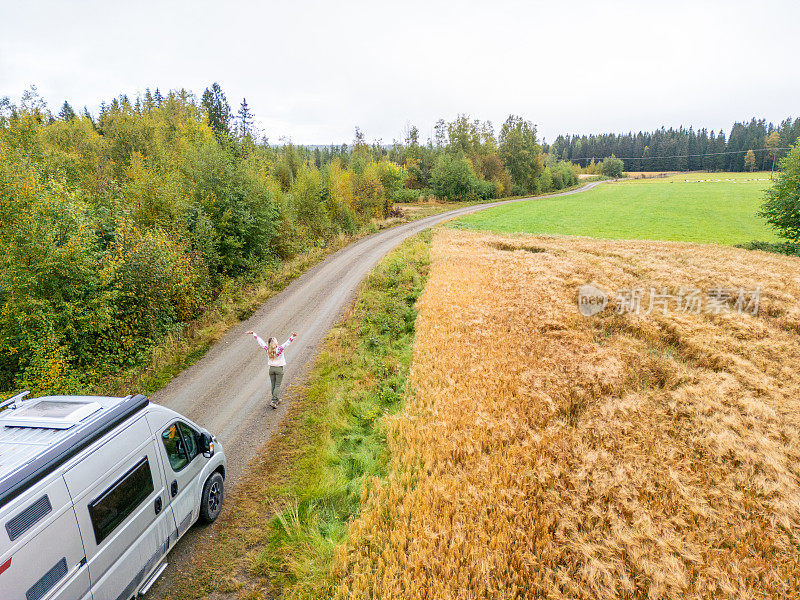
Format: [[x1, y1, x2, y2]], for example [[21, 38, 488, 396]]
[[332, 229, 800, 599]]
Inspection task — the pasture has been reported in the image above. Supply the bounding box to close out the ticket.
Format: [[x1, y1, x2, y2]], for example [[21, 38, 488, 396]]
[[455, 172, 779, 245]]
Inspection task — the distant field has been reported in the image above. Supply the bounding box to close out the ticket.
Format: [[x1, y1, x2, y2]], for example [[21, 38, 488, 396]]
[[456, 171, 780, 245]]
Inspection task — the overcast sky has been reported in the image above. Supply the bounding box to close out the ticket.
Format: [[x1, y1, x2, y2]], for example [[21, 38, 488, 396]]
[[1, 0, 798, 145]]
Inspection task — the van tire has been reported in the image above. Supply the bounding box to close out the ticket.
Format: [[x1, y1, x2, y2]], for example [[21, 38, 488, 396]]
[[199, 472, 224, 523]]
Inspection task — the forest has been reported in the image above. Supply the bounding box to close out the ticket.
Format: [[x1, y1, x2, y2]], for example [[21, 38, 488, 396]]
[[546, 117, 800, 172], [0, 84, 578, 395]]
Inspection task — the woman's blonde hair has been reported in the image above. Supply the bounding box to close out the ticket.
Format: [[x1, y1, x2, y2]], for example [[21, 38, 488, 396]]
[[267, 337, 278, 360]]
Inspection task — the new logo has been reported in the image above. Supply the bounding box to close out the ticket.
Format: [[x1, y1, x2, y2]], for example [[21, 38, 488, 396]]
[[578, 283, 608, 317]]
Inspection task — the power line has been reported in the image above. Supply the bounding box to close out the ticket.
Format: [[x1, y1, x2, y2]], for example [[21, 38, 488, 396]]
[[570, 146, 791, 164]]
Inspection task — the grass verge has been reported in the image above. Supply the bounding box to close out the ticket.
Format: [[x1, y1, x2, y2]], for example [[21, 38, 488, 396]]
[[155, 230, 432, 600]]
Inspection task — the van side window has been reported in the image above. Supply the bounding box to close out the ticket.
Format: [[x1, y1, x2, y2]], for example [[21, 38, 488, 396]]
[[161, 422, 199, 471], [88, 456, 154, 544]]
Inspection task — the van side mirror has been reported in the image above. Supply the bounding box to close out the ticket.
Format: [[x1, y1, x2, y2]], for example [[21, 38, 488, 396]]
[[199, 431, 215, 458]]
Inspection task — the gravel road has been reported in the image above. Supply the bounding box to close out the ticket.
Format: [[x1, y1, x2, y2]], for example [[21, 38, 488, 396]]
[[147, 181, 603, 597]]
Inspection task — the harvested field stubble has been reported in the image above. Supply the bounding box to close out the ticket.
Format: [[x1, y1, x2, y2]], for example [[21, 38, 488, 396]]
[[333, 230, 800, 599]]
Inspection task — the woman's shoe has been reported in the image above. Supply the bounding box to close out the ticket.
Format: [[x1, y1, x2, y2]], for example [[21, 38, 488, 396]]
[[269, 399, 278, 409]]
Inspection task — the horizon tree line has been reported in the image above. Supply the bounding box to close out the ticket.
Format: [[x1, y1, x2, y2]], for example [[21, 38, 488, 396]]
[[545, 117, 800, 172]]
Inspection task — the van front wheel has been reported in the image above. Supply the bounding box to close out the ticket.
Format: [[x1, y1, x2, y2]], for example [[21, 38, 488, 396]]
[[199, 472, 224, 524]]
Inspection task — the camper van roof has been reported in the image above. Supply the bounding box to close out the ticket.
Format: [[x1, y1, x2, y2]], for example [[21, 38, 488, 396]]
[[0, 394, 149, 508]]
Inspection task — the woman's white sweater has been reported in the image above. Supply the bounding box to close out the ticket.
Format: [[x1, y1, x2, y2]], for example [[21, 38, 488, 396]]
[[251, 332, 296, 366]]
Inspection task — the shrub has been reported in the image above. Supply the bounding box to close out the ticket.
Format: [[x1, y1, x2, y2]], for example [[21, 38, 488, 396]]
[[432, 154, 473, 200], [551, 160, 578, 190], [473, 154, 505, 181], [599, 155, 625, 178], [377, 160, 404, 197], [332, 204, 358, 234], [292, 168, 330, 239], [431, 154, 495, 201], [493, 169, 513, 197], [107, 224, 210, 339], [352, 162, 386, 219], [471, 178, 495, 200], [538, 167, 554, 193], [273, 160, 293, 192], [510, 184, 527, 196], [393, 188, 425, 203], [760, 143, 800, 242], [736, 240, 800, 256]]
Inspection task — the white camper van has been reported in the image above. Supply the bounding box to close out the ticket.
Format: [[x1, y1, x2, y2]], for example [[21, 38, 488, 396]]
[[0, 392, 227, 600]]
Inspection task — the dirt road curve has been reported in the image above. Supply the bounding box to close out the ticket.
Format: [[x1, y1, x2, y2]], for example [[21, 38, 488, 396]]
[[148, 181, 603, 596]]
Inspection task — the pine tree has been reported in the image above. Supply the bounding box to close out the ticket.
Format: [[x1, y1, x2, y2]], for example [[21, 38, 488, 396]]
[[705, 132, 716, 171], [353, 126, 368, 156], [237, 98, 254, 138], [433, 119, 447, 148], [201, 83, 232, 139], [405, 124, 420, 147], [715, 132, 727, 171], [0, 97, 10, 127], [82, 106, 95, 129], [58, 101, 76, 121]]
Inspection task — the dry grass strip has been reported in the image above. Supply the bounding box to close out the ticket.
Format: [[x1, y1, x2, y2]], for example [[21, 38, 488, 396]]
[[332, 230, 800, 599]]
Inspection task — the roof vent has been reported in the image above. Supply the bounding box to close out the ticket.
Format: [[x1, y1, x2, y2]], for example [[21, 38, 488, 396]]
[[0, 399, 102, 429]]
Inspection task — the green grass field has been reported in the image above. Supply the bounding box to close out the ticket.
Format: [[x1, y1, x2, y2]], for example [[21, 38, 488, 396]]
[[455, 172, 780, 245]]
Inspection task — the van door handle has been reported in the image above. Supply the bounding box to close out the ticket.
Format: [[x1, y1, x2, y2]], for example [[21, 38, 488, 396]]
[[154, 496, 162, 515], [171, 480, 178, 497]]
